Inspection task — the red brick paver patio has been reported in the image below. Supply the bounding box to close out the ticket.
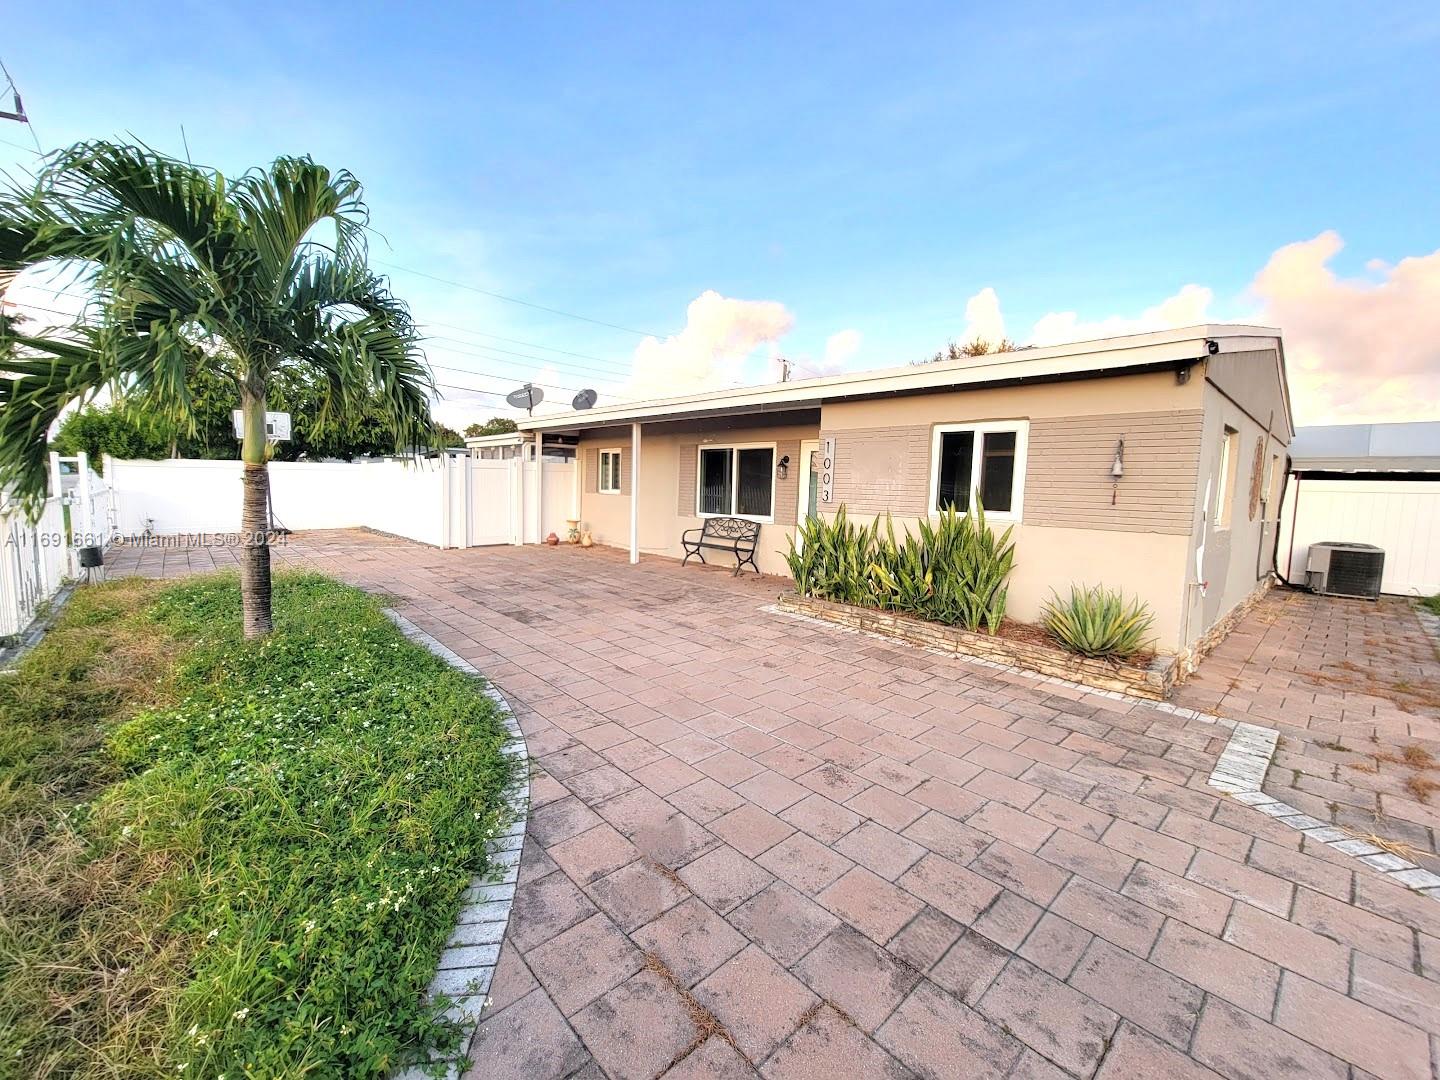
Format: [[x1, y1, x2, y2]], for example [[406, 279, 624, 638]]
[[110, 533, 1440, 1080], [1176, 590, 1440, 867]]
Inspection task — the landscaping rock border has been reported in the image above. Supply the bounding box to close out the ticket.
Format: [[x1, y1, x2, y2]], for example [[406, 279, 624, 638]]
[[776, 592, 1178, 700], [385, 610, 530, 1080]]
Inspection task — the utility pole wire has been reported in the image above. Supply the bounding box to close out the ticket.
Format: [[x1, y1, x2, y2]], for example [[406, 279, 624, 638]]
[[0, 56, 42, 154], [375, 258, 669, 339]]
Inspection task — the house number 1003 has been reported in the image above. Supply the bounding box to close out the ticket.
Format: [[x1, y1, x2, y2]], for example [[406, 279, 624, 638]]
[[819, 437, 835, 504]]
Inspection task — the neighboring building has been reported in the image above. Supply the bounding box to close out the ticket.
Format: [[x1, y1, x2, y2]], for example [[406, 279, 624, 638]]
[[1279, 421, 1440, 596], [464, 432, 576, 462], [519, 325, 1294, 658]]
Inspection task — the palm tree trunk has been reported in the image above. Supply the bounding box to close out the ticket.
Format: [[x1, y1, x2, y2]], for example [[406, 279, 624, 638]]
[[239, 383, 273, 638]]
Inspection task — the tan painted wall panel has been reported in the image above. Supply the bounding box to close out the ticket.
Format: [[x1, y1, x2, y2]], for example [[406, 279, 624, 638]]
[[1025, 410, 1203, 534], [816, 425, 931, 515]]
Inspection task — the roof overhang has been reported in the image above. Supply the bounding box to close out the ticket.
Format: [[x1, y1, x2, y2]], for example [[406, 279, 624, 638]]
[[519, 324, 1282, 433]]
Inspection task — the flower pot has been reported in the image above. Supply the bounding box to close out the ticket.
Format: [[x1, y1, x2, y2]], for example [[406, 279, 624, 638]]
[[545, 532, 560, 546], [580, 530, 594, 548], [565, 518, 581, 544]]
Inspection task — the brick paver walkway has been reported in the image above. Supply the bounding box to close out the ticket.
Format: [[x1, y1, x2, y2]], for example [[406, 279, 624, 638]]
[[1177, 590, 1440, 868], [110, 533, 1440, 1080]]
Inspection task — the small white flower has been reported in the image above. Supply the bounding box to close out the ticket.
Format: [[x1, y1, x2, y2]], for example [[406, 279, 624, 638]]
[[233, 1007, 249, 1021], [304, 919, 316, 933], [206, 929, 219, 941]]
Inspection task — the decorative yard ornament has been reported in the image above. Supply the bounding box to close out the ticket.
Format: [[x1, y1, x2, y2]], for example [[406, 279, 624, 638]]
[[1248, 436, 1265, 521]]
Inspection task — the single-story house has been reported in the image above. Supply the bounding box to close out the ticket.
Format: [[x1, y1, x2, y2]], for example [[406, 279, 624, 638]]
[[518, 325, 1294, 659], [1279, 420, 1439, 596]]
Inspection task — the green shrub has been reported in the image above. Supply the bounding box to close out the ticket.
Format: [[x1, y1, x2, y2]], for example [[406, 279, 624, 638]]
[[786, 507, 882, 608], [1420, 594, 1440, 617], [1042, 584, 1156, 659], [0, 572, 517, 1078], [786, 499, 1016, 633]]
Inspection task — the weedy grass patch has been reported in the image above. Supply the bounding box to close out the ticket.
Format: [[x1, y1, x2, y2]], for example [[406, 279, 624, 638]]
[[0, 572, 517, 1079]]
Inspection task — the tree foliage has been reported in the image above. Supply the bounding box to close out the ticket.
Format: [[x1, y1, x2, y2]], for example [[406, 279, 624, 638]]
[[0, 140, 434, 635], [52, 367, 458, 465], [464, 416, 518, 438], [916, 337, 1018, 365]]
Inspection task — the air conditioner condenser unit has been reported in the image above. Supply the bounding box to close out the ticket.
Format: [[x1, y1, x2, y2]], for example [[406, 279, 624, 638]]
[[1306, 542, 1385, 599]]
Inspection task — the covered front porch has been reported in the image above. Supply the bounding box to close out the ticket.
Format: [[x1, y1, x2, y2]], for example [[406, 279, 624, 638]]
[[521, 404, 824, 574]]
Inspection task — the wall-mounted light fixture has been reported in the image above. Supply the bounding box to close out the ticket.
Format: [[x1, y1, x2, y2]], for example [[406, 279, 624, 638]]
[[1110, 438, 1125, 505], [777, 454, 790, 480]]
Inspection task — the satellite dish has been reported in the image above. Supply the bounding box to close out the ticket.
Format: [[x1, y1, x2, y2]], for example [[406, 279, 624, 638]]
[[572, 388, 597, 410], [506, 383, 544, 415]]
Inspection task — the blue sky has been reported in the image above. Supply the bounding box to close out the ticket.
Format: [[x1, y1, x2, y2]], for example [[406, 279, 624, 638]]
[[3, 2, 1438, 425]]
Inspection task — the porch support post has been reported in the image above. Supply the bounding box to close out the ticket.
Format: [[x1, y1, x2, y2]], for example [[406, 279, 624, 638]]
[[533, 433, 543, 543], [629, 422, 641, 564]]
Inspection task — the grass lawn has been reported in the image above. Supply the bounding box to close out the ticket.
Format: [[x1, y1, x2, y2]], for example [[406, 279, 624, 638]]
[[0, 572, 518, 1079]]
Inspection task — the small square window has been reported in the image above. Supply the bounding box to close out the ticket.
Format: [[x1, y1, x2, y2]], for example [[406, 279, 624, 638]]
[[932, 423, 1026, 517], [598, 449, 622, 494]]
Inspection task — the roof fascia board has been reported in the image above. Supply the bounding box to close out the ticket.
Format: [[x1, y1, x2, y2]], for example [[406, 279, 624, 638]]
[[522, 326, 1279, 432]]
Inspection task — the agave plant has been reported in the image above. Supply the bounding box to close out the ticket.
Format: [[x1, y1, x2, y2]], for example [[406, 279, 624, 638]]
[[1042, 585, 1155, 659]]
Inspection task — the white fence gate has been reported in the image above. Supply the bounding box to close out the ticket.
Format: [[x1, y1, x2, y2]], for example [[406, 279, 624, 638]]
[[447, 458, 575, 549], [1279, 477, 1440, 597], [106, 452, 577, 554], [1, 452, 114, 640]]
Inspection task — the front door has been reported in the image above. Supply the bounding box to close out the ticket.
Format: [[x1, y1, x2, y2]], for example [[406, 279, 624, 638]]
[[796, 439, 820, 551]]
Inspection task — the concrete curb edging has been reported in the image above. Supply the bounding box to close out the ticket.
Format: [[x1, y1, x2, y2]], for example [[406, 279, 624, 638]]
[[766, 600, 1440, 901], [1207, 722, 1440, 901], [385, 610, 530, 1080]]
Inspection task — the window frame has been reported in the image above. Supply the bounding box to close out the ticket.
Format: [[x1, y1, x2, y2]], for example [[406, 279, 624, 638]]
[[927, 420, 1029, 521], [1214, 426, 1239, 529], [694, 442, 778, 523], [597, 447, 623, 495]]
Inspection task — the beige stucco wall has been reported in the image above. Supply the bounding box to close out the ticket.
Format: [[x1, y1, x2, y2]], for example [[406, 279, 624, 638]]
[[819, 371, 1204, 652], [1185, 355, 1291, 648], [567, 361, 1290, 657], [576, 420, 819, 576]]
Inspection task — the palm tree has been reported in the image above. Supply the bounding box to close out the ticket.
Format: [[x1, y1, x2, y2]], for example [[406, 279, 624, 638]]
[[0, 141, 433, 637]]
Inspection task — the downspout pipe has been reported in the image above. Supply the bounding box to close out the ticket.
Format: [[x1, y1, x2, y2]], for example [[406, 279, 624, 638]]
[[1271, 453, 1302, 588]]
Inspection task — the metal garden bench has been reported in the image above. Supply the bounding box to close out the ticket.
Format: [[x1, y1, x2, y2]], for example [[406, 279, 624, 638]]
[[681, 517, 761, 576]]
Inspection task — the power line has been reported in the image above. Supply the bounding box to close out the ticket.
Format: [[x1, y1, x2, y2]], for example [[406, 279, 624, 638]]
[[0, 56, 43, 154], [6, 298, 637, 406], [424, 336, 631, 386], [415, 319, 633, 369], [375, 258, 666, 339], [421, 327, 632, 376], [425, 361, 635, 402], [14, 281, 640, 386]]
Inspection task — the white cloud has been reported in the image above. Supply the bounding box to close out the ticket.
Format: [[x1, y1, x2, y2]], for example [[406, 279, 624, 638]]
[[824, 328, 862, 368], [1248, 231, 1440, 424], [960, 287, 1006, 345], [628, 290, 794, 396], [1027, 284, 1214, 346]]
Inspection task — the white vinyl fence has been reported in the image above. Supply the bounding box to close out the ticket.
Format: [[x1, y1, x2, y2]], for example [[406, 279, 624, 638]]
[[1279, 476, 1440, 597], [105, 454, 577, 552], [1, 452, 114, 640]]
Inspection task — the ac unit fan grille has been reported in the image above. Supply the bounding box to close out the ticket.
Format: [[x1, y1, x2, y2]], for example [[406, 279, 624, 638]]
[[1326, 549, 1384, 599]]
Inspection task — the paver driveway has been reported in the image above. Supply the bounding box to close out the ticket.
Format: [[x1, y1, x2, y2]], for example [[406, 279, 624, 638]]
[[1176, 589, 1440, 869], [110, 532, 1440, 1080]]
